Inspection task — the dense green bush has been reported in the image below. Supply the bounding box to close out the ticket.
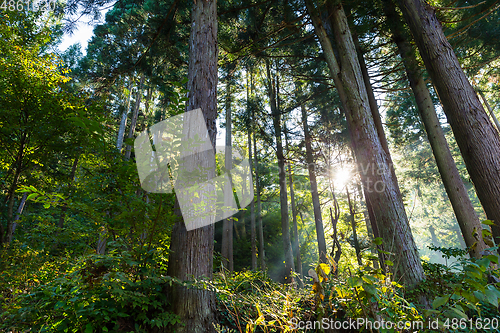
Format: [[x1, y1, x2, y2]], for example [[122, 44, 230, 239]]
[[0, 245, 180, 333]]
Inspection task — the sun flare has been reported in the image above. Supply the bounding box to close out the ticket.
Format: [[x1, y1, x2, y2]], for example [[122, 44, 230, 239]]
[[333, 168, 351, 190]]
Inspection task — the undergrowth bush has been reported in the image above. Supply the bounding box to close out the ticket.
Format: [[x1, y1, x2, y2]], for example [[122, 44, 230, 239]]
[[0, 244, 180, 333], [213, 247, 500, 333], [2, 241, 500, 333]]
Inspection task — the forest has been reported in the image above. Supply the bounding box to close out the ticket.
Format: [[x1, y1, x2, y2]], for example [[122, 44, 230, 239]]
[[1, 0, 500, 331]]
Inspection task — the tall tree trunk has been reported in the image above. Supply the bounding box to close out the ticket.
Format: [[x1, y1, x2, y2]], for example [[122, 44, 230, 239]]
[[221, 75, 234, 273], [384, 0, 488, 258], [477, 89, 500, 134], [346, 186, 362, 266], [398, 0, 500, 248], [249, 126, 257, 271], [125, 74, 145, 160], [351, 29, 394, 175], [306, 0, 424, 289], [58, 155, 80, 229], [266, 59, 295, 283], [254, 126, 266, 271], [166, 0, 217, 331], [285, 127, 303, 285], [249, 64, 266, 270], [247, 68, 257, 271], [327, 163, 344, 271], [329, 207, 342, 272], [117, 80, 132, 151], [429, 225, 439, 247], [3, 133, 25, 245], [7, 192, 28, 243], [301, 104, 327, 263]]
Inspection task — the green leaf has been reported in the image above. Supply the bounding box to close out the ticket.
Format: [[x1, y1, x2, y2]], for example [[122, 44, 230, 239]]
[[347, 276, 363, 287], [373, 237, 383, 245], [432, 295, 449, 309], [476, 258, 490, 271], [423, 309, 440, 317], [361, 275, 378, 283], [482, 229, 492, 238], [385, 260, 394, 266], [27, 193, 38, 201], [464, 266, 483, 279], [457, 290, 477, 303], [485, 254, 499, 264], [473, 290, 486, 302], [69, 116, 89, 131], [54, 300, 65, 309], [444, 307, 468, 319], [482, 220, 495, 226], [485, 285, 500, 307], [85, 323, 93, 333], [363, 283, 377, 295]]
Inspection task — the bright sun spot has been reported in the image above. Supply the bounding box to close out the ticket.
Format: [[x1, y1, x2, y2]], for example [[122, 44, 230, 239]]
[[334, 168, 351, 190]]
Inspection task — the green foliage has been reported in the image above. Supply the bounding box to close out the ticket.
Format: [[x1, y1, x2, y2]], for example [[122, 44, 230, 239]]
[[1, 246, 180, 332], [419, 246, 500, 332], [210, 251, 500, 333]]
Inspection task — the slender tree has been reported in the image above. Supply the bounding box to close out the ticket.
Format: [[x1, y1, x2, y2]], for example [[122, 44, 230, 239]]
[[477, 89, 500, 134], [248, 121, 257, 271], [383, 0, 488, 258], [221, 72, 234, 273], [285, 125, 303, 284], [117, 79, 132, 151], [249, 64, 266, 270], [125, 74, 145, 160], [6, 192, 28, 244], [266, 58, 295, 283], [300, 104, 327, 263], [398, 0, 500, 247], [305, 0, 425, 289]]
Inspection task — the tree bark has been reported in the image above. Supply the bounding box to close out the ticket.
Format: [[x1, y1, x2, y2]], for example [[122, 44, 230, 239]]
[[117, 80, 132, 151], [306, 0, 424, 289], [266, 58, 295, 283], [166, 0, 218, 331], [246, 68, 257, 271], [249, 125, 257, 271], [254, 126, 266, 271], [3, 132, 26, 245], [301, 104, 327, 263], [249, 65, 266, 271], [477, 89, 500, 134], [7, 192, 28, 243], [398, 0, 500, 248], [125, 74, 145, 160], [329, 207, 342, 272], [285, 127, 303, 285], [384, 0, 488, 258], [221, 75, 234, 273]]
